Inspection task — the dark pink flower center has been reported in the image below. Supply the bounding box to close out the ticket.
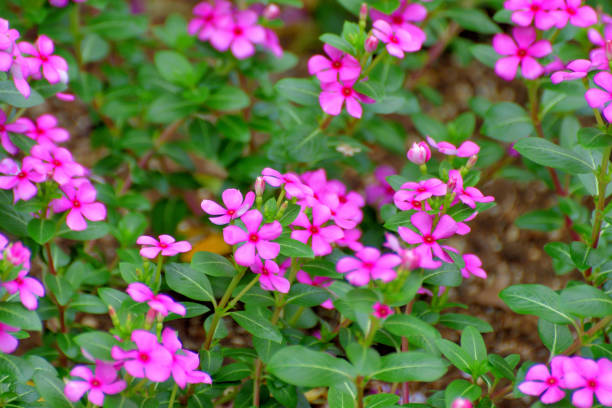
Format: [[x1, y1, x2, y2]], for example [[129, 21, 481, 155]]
[[342, 87, 353, 97], [392, 15, 403, 25], [332, 60, 342, 69], [517, 49, 527, 58], [0, 124, 5, 131], [423, 234, 435, 244], [339, 195, 347, 204], [309, 225, 319, 234], [159, 242, 168, 249], [227, 209, 236, 216], [567, 7, 576, 15], [17, 171, 26, 179], [15, 277, 23, 285], [587, 379, 597, 389], [204, 13, 214, 22], [72, 199, 81, 208], [261, 267, 270, 276], [389, 35, 400, 44], [138, 352, 150, 362], [363, 262, 374, 269], [385, 186, 394, 194], [416, 186, 426, 192], [90, 378, 101, 387], [530, 4, 540, 12], [35, 128, 44, 136], [546, 377, 557, 386], [377, 307, 390, 317], [249, 233, 259, 243], [412, 200, 422, 209], [233, 26, 244, 36], [52, 159, 62, 167]]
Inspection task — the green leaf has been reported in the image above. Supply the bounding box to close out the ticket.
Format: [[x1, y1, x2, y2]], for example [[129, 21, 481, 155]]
[[80, 33, 110, 63], [166, 301, 209, 321], [217, 115, 251, 143], [366, 0, 400, 13], [444, 379, 481, 408], [276, 236, 315, 258], [0, 353, 33, 383], [560, 284, 612, 318], [300, 259, 340, 278], [33, 372, 74, 408], [69, 294, 107, 314], [98, 287, 129, 310], [346, 342, 381, 376], [319, 33, 355, 55], [411, 113, 447, 141], [275, 78, 320, 106], [205, 85, 249, 111], [372, 351, 447, 382], [461, 327, 487, 363], [544, 242, 574, 275], [58, 221, 110, 241], [27, 218, 56, 245], [230, 310, 283, 343], [268, 345, 355, 387], [43, 274, 74, 306], [435, 339, 474, 373], [0, 81, 44, 108], [384, 314, 440, 352], [515, 209, 563, 232], [74, 331, 120, 360], [87, 12, 148, 40], [165, 263, 214, 302], [423, 263, 462, 287], [577, 127, 612, 148], [364, 393, 400, 408], [329, 383, 357, 408], [286, 283, 330, 307], [445, 9, 500, 34], [470, 44, 499, 68], [147, 94, 199, 124], [154, 50, 197, 87], [499, 284, 574, 325], [487, 354, 514, 380], [482, 102, 533, 142], [191, 251, 235, 277], [514, 137, 594, 174], [0, 302, 42, 330], [438, 314, 493, 333], [537, 319, 572, 355]]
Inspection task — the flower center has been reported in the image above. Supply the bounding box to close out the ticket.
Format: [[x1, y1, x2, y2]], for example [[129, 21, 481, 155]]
[[138, 352, 150, 362], [392, 15, 403, 25], [339, 195, 347, 204], [587, 379, 597, 389], [249, 233, 259, 243], [90, 378, 101, 387], [378, 307, 389, 317], [72, 199, 81, 208], [412, 200, 422, 209], [529, 4, 540, 12], [17, 171, 26, 179], [385, 186, 394, 194], [52, 159, 62, 167], [227, 209, 236, 216], [363, 262, 374, 269], [15, 277, 23, 285], [546, 377, 557, 386], [416, 186, 426, 192], [517, 49, 527, 57], [261, 267, 270, 276], [389, 35, 400, 44], [309, 225, 319, 234], [233, 26, 244, 36], [159, 242, 168, 248], [567, 7, 576, 15], [204, 13, 214, 22], [423, 234, 435, 244], [341, 87, 352, 97], [332, 60, 342, 69]]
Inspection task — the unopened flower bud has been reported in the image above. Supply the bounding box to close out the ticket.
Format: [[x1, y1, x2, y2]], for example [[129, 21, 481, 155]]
[[365, 35, 379, 53], [451, 398, 473, 408], [255, 176, 265, 196], [447, 177, 457, 192], [263, 4, 280, 20], [467, 155, 478, 168], [606, 40, 612, 61], [407, 142, 431, 165], [145, 309, 156, 327], [359, 3, 368, 23], [108, 306, 120, 327]]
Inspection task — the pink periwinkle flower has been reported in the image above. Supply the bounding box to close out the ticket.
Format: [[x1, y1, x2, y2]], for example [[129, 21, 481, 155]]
[[262, 28, 283, 58], [552, 0, 597, 28], [396, 178, 447, 202], [563, 357, 612, 408], [296, 270, 333, 309], [201, 188, 255, 225], [518, 357, 570, 404], [127, 282, 186, 317], [4, 270, 45, 310], [223, 209, 282, 266], [210, 10, 265, 59], [585, 72, 612, 122], [111, 330, 173, 382], [451, 398, 473, 408], [588, 26, 612, 69], [335, 228, 364, 252], [0, 157, 46, 202], [384, 233, 423, 269], [0, 108, 28, 155], [407, 142, 431, 165], [551, 59, 592, 84], [22, 114, 70, 144], [188, 0, 232, 41], [64, 362, 126, 407], [4, 241, 31, 269], [327, 180, 365, 208], [30, 143, 85, 185], [398, 212, 458, 263], [447, 170, 494, 208], [503, 0, 562, 30], [251, 258, 290, 293], [319, 79, 375, 119], [372, 20, 421, 59], [393, 190, 432, 212], [19, 35, 68, 84], [372, 302, 393, 319], [136, 235, 192, 259], [0, 18, 19, 57], [291, 205, 344, 256], [51, 181, 106, 231], [261, 168, 313, 199], [493, 27, 552, 81], [426, 136, 480, 157], [161, 328, 212, 388], [308, 44, 361, 84], [0, 322, 19, 353], [370, 0, 426, 48], [460, 254, 487, 279], [337, 247, 401, 286], [56, 92, 75, 101], [365, 165, 396, 207]]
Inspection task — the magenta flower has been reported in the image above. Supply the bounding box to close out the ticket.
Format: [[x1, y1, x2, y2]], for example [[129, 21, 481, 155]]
[[564, 357, 612, 408], [372, 302, 393, 319], [397, 178, 447, 201], [51, 181, 106, 231], [372, 20, 421, 59], [291, 205, 344, 256], [326, 180, 365, 208], [0, 322, 18, 353], [262, 28, 283, 58], [550, 59, 592, 84], [296, 270, 333, 309], [518, 357, 569, 404], [398, 212, 457, 263], [493, 27, 552, 81], [319, 79, 374, 118], [370, 1, 426, 49], [308, 44, 361, 83], [64, 362, 126, 407], [0, 158, 46, 202], [552, 0, 597, 28], [393, 190, 431, 212], [0, 108, 28, 155], [335, 228, 364, 252], [161, 328, 212, 388], [0, 19, 19, 64], [384, 233, 423, 269], [30, 143, 85, 185], [4, 241, 31, 269], [19, 35, 68, 84], [127, 282, 186, 317], [407, 142, 431, 165], [49, 0, 86, 6], [22, 114, 70, 144], [426, 137, 480, 157], [365, 165, 396, 207], [3, 270, 44, 310], [451, 398, 473, 408], [223, 209, 282, 266], [447, 170, 494, 208], [261, 168, 313, 199], [503, 0, 561, 30], [587, 26, 612, 69], [585, 72, 612, 122], [201, 188, 255, 225], [210, 10, 265, 59], [251, 258, 290, 293], [460, 254, 487, 279], [337, 247, 401, 286], [188, 0, 232, 41], [136, 235, 192, 259], [111, 330, 173, 382]]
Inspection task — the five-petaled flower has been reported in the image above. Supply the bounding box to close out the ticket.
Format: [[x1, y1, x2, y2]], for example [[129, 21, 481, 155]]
[[223, 209, 282, 266], [136, 235, 192, 259]]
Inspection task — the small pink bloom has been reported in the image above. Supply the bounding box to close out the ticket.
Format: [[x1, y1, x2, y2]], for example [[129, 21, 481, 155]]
[[262, 4, 280, 20], [111, 330, 173, 382], [30, 143, 85, 185], [201, 188, 255, 225], [518, 357, 570, 404], [0, 157, 46, 202], [384, 233, 422, 269], [308, 44, 361, 83], [19, 35, 68, 84], [407, 141, 431, 165], [127, 282, 186, 317], [161, 328, 212, 388], [552, 0, 597, 28], [393, 190, 432, 212], [460, 254, 487, 279], [370, 1, 426, 48], [398, 212, 457, 263], [319, 79, 375, 118], [0, 108, 29, 155], [21, 114, 70, 144], [337, 247, 401, 286], [493, 27, 552, 81], [210, 10, 265, 59], [64, 362, 126, 407], [291, 205, 344, 256], [588, 27, 612, 69], [4, 270, 45, 310], [364, 35, 379, 53], [223, 209, 282, 266], [503, 0, 562, 30], [585, 71, 612, 122], [335, 228, 364, 252], [365, 165, 396, 207], [0, 322, 18, 353], [447, 170, 494, 208], [135, 235, 192, 259], [372, 302, 393, 319], [451, 398, 473, 408], [397, 178, 447, 202], [372, 20, 421, 59], [551, 59, 592, 84], [188, 0, 232, 41], [251, 258, 290, 293], [51, 181, 106, 231], [563, 357, 612, 408], [261, 168, 313, 199], [262, 28, 283, 58], [56, 92, 75, 101], [5, 241, 31, 269], [426, 136, 480, 157]]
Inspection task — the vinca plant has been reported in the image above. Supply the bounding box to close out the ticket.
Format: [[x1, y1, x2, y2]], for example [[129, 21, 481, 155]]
[[0, 0, 610, 407]]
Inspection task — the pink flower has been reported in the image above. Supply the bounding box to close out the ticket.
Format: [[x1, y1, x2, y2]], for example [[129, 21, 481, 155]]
[[460, 254, 487, 279], [493, 27, 552, 81], [111, 330, 173, 382], [372, 302, 393, 319], [335, 228, 364, 252], [365, 165, 396, 207], [563, 357, 612, 408], [503, 0, 561, 30], [210, 10, 265, 59], [64, 362, 126, 407], [308, 44, 361, 84], [552, 0, 597, 28], [393, 190, 431, 212], [19, 35, 68, 84], [588, 27, 612, 69], [372, 20, 421, 59], [370, 1, 426, 49], [0, 322, 18, 353], [291, 205, 344, 256], [0, 18, 19, 57], [4, 270, 45, 310], [201, 188, 255, 225], [425, 136, 480, 157], [223, 209, 282, 266], [56, 92, 75, 101], [30, 143, 85, 185], [451, 398, 473, 408], [326, 180, 365, 208], [4, 241, 31, 269], [51, 181, 106, 231], [262, 28, 283, 58], [585, 72, 612, 122], [0, 157, 46, 202], [136, 235, 192, 259], [337, 247, 401, 286], [383, 233, 425, 269], [447, 170, 494, 208], [9, 52, 31, 99], [251, 258, 290, 293], [364, 35, 379, 53], [319, 79, 375, 118], [22, 114, 70, 144], [127, 282, 186, 317], [296, 270, 333, 309], [188, 0, 232, 41], [407, 142, 431, 165], [161, 328, 212, 388], [396, 178, 447, 201], [518, 357, 569, 404], [261, 168, 313, 199], [49, 0, 86, 6], [0, 108, 28, 155], [550, 59, 592, 84], [398, 212, 457, 263]]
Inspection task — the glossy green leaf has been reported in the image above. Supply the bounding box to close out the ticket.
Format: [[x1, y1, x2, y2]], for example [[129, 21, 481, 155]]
[[165, 263, 214, 302], [499, 284, 574, 324], [514, 137, 594, 174], [372, 351, 447, 382]]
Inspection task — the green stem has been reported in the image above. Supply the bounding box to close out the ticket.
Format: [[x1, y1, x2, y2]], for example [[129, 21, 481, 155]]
[[356, 376, 365, 408], [590, 145, 611, 249], [167, 384, 178, 408], [288, 306, 305, 326], [225, 275, 260, 311], [153, 254, 164, 290], [362, 49, 387, 78]]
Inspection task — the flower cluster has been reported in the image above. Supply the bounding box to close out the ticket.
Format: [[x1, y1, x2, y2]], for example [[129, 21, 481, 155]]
[[0, 19, 69, 98], [49, 0, 86, 6], [504, 0, 597, 30], [518, 356, 612, 408], [188, 0, 283, 59]]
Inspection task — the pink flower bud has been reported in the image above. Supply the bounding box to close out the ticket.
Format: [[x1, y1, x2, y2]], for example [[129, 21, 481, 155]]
[[447, 178, 456, 192], [263, 4, 280, 20], [467, 155, 478, 168], [255, 176, 265, 196], [406, 142, 431, 165], [451, 398, 473, 408], [365, 35, 379, 53], [606, 40, 612, 61], [359, 3, 368, 22]]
